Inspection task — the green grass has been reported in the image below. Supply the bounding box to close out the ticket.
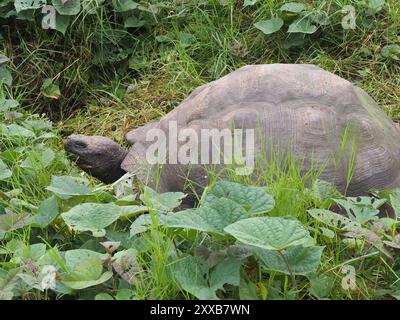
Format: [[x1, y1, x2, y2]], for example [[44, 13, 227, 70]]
[[1, 0, 400, 300], [2, 1, 399, 137], [1, 104, 399, 299]]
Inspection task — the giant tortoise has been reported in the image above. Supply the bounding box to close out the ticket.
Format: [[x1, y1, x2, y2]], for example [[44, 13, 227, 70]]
[[64, 64, 400, 198]]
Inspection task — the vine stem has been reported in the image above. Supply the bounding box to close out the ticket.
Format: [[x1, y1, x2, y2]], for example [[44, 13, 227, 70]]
[[278, 250, 298, 298]]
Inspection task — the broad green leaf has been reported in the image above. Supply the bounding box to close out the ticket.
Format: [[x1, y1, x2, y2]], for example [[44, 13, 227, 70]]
[[41, 78, 61, 99], [0, 64, 12, 87], [3, 239, 24, 254], [203, 180, 274, 214], [81, 0, 102, 14], [1, 151, 19, 168], [37, 246, 66, 271], [0, 212, 30, 233], [0, 159, 12, 180], [171, 255, 214, 299], [124, 16, 146, 28], [115, 289, 136, 300], [239, 279, 259, 300], [21, 147, 56, 169], [115, 194, 138, 205], [4, 112, 24, 122], [309, 179, 340, 205], [209, 258, 241, 291], [377, 188, 400, 204], [55, 14, 71, 35], [1, 123, 35, 138], [368, 0, 385, 12], [178, 32, 196, 48], [0, 268, 20, 292], [391, 290, 400, 300], [0, 99, 19, 112], [112, 248, 139, 285], [307, 208, 359, 230], [0, 290, 13, 300], [119, 205, 148, 219], [61, 203, 122, 237], [195, 247, 227, 269], [226, 245, 253, 260], [9, 198, 37, 211], [334, 197, 384, 224], [63, 249, 106, 273], [310, 11, 330, 26], [376, 217, 399, 231], [95, 293, 114, 300], [224, 217, 313, 251], [243, 0, 257, 6], [166, 198, 248, 235], [288, 18, 317, 34], [129, 213, 166, 237], [342, 228, 388, 256], [12, 243, 46, 264], [52, 0, 81, 15], [112, 0, 139, 12], [62, 249, 110, 290], [0, 4, 14, 22], [15, 8, 35, 21], [106, 230, 135, 249], [63, 271, 113, 290], [254, 17, 284, 35], [0, 267, 20, 300], [338, 196, 386, 209], [37, 132, 57, 140], [24, 243, 47, 261], [14, 0, 45, 12], [171, 256, 241, 300], [308, 273, 335, 299], [112, 248, 137, 264], [256, 245, 324, 275], [17, 272, 42, 291], [30, 196, 59, 228], [390, 194, 400, 217], [0, 291, 13, 299], [280, 2, 305, 13], [155, 34, 175, 43], [381, 44, 400, 61], [46, 175, 93, 199], [0, 54, 9, 64], [23, 119, 53, 131], [319, 227, 335, 239], [140, 187, 186, 213]]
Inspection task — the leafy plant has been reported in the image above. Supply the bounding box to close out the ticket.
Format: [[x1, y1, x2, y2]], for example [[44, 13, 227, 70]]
[[1, 0, 400, 301]]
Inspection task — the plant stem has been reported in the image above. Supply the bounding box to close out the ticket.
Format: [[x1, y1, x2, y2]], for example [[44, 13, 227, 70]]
[[279, 250, 297, 294]]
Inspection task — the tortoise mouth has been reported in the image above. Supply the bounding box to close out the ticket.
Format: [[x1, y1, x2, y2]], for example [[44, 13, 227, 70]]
[[66, 150, 122, 172], [64, 141, 92, 170], [68, 153, 93, 170], [65, 152, 93, 170], [76, 158, 93, 170]]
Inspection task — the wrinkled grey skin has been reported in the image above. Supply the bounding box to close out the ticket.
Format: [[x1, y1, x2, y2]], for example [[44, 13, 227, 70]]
[[64, 135, 127, 184]]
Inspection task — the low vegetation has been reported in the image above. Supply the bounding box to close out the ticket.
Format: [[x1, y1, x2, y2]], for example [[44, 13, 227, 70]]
[[1, 0, 400, 300]]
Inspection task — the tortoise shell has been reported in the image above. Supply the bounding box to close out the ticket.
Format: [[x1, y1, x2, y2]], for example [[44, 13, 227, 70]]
[[122, 64, 400, 195]]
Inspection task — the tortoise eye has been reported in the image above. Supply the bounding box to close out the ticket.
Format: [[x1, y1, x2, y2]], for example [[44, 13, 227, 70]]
[[74, 141, 87, 148]]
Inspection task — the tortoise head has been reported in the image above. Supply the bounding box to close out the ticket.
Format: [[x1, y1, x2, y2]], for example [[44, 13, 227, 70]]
[[64, 135, 128, 184]]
